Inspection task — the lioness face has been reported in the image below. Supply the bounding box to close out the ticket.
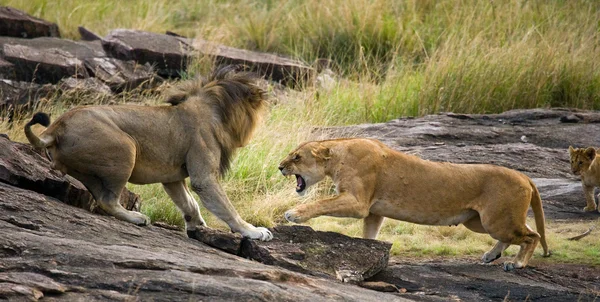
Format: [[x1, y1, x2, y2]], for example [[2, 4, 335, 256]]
[[279, 143, 329, 195], [569, 146, 596, 175]]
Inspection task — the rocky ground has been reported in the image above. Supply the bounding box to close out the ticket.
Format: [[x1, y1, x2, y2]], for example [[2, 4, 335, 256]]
[[2, 108, 600, 301]]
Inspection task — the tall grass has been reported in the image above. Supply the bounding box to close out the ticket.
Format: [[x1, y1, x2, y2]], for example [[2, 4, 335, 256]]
[[3, 0, 600, 263]]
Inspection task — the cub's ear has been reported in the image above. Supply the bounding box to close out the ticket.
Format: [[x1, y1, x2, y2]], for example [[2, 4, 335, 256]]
[[568, 146, 575, 155], [585, 147, 596, 160], [311, 145, 331, 160]]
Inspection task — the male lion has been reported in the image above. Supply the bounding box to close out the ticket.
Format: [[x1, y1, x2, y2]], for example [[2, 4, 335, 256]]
[[279, 138, 550, 270], [25, 66, 272, 241], [568, 146, 600, 212]]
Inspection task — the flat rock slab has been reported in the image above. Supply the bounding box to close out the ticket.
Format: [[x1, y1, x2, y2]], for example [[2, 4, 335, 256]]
[[0, 136, 140, 212], [2, 43, 89, 83], [0, 6, 60, 38], [102, 29, 192, 78], [319, 108, 600, 221], [188, 225, 391, 283], [0, 182, 406, 301], [188, 38, 313, 85], [369, 260, 599, 301]]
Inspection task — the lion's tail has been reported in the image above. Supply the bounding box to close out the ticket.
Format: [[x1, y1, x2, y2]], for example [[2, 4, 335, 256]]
[[24, 112, 53, 149], [529, 179, 550, 257]]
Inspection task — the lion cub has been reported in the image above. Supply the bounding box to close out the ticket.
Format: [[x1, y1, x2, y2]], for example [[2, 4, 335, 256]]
[[568, 146, 600, 212], [279, 138, 550, 271]]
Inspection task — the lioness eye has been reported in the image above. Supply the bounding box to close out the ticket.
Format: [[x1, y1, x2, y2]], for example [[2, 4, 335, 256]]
[[293, 154, 300, 161], [579, 161, 583, 165]]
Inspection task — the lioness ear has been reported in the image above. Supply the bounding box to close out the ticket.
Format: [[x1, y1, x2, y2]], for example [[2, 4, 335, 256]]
[[585, 147, 596, 160], [568, 146, 575, 155], [311, 146, 331, 160]]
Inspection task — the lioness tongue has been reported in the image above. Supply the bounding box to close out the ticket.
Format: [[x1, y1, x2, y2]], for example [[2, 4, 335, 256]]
[[296, 175, 305, 191]]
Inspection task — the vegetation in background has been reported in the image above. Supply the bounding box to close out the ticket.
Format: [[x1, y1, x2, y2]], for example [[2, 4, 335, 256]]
[[3, 0, 599, 264]]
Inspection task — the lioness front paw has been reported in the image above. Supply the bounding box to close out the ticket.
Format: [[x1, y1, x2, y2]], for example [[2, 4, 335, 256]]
[[583, 205, 598, 212], [240, 226, 273, 241], [284, 209, 307, 223]]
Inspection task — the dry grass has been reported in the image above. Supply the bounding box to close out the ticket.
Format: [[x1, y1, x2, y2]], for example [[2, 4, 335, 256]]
[[3, 0, 600, 264]]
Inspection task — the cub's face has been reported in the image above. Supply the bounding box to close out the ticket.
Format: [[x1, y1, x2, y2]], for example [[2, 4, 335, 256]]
[[569, 146, 597, 175], [278, 142, 330, 195]]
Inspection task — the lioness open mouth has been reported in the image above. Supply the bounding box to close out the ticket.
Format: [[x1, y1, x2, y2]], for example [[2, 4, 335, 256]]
[[295, 174, 306, 192]]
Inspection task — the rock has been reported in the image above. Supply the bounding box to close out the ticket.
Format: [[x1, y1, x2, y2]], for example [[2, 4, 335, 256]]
[[559, 114, 582, 123], [0, 80, 57, 120], [0, 37, 104, 57], [0, 182, 405, 301], [84, 57, 160, 92], [100, 29, 313, 84], [319, 108, 600, 221], [2, 43, 89, 83], [77, 26, 101, 41], [0, 36, 159, 92], [188, 38, 313, 86], [183, 224, 391, 283], [240, 225, 391, 282], [359, 281, 400, 293], [102, 29, 192, 78], [369, 261, 599, 301], [58, 77, 113, 96], [0, 58, 15, 79], [186, 226, 243, 255], [0, 6, 60, 38], [0, 135, 140, 213]]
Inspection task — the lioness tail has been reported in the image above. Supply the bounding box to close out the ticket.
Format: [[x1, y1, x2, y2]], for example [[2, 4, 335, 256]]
[[24, 112, 52, 149], [530, 179, 550, 257]]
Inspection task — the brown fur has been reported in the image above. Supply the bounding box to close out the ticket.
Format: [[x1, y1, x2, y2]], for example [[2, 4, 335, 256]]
[[24, 66, 272, 241], [568, 146, 600, 212], [279, 138, 550, 270]]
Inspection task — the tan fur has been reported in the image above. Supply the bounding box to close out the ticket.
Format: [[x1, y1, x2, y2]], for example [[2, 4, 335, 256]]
[[24, 66, 272, 241], [279, 138, 550, 270], [568, 146, 600, 212]]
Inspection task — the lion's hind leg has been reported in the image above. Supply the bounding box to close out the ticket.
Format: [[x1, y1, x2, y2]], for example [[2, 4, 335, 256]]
[[70, 171, 150, 226]]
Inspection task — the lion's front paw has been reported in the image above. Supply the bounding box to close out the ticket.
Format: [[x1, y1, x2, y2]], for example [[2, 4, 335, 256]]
[[130, 212, 151, 226], [284, 209, 307, 223], [240, 226, 273, 241], [583, 205, 598, 212]]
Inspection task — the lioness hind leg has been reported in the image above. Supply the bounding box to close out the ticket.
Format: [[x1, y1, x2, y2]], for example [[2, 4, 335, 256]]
[[462, 215, 510, 263], [462, 214, 486, 234], [363, 213, 384, 239], [502, 225, 540, 271], [163, 180, 206, 237]]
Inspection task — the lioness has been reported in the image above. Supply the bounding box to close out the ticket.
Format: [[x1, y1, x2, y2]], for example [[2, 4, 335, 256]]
[[25, 66, 272, 241], [568, 146, 600, 212], [279, 138, 550, 270]]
